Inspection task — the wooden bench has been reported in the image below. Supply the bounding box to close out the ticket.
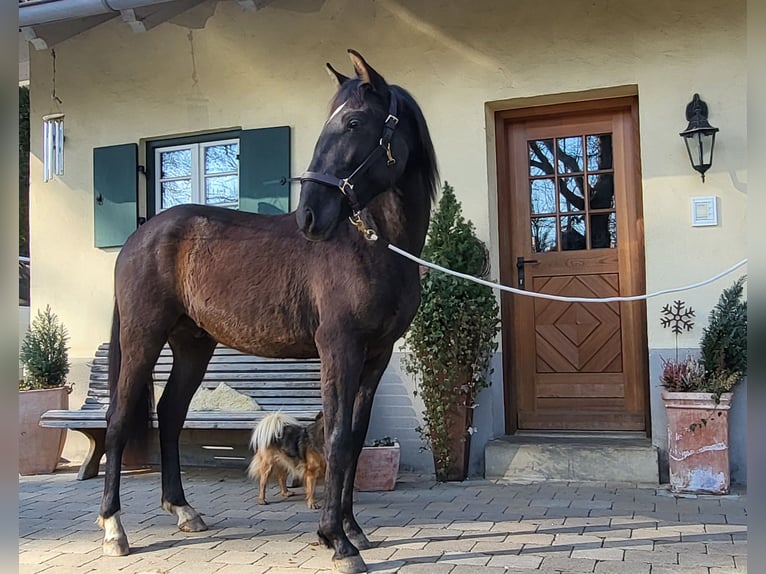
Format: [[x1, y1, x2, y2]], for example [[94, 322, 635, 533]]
[[40, 343, 322, 480]]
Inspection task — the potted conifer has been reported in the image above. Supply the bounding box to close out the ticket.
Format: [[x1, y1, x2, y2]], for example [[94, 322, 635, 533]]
[[661, 277, 746, 494], [402, 182, 500, 481], [19, 305, 72, 475]]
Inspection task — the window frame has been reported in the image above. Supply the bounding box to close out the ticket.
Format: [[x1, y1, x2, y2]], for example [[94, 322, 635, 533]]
[[146, 129, 241, 217]]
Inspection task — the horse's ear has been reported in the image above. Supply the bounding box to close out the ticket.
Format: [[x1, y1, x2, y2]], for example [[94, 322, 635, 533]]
[[325, 63, 349, 88], [347, 49, 387, 92]]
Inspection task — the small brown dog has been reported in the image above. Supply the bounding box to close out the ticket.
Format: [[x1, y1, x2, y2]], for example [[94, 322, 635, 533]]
[[247, 411, 326, 509]]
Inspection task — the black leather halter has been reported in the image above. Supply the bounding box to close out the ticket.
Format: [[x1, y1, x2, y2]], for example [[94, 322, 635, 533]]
[[300, 93, 399, 214]]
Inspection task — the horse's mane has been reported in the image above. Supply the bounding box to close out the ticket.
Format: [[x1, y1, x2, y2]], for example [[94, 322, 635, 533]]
[[330, 81, 439, 210], [390, 84, 439, 205]]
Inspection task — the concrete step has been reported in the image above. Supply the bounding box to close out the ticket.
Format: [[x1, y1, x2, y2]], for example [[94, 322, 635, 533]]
[[485, 434, 659, 484]]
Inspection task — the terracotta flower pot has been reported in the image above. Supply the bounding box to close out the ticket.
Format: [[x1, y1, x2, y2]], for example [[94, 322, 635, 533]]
[[662, 391, 732, 494], [354, 444, 400, 491], [19, 387, 69, 475]]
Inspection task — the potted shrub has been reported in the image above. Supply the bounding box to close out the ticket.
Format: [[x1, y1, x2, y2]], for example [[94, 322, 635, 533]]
[[403, 182, 500, 482], [661, 277, 746, 494], [354, 437, 400, 491], [19, 305, 72, 475]]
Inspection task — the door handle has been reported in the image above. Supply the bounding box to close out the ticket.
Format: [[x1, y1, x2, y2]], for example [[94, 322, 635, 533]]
[[516, 256, 538, 290]]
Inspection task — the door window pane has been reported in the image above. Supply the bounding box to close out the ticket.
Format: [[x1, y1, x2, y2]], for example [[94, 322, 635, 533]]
[[161, 179, 192, 208], [529, 139, 555, 176], [531, 178, 556, 214], [532, 217, 557, 252], [586, 134, 613, 171], [556, 136, 583, 174], [561, 215, 587, 251], [160, 149, 191, 179], [588, 174, 615, 209], [559, 177, 585, 212], [590, 213, 617, 248], [205, 143, 239, 175]]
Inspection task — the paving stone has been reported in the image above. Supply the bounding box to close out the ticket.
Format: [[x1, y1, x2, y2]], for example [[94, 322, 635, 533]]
[[486, 553, 543, 569], [436, 552, 491, 566], [395, 565, 455, 574], [168, 562, 225, 574], [211, 565, 270, 574], [678, 552, 736, 568], [445, 567, 505, 574], [623, 549, 678, 564], [540, 555, 596, 572], [594, 560, 650, 574], [650, 566, 711, 574], [571, 546, 624, 561]]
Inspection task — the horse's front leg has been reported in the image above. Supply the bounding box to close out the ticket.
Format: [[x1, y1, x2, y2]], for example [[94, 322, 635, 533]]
[[316, 329, 367, 574], [341, 347, 394, 551], [158, 334, 216, 532]]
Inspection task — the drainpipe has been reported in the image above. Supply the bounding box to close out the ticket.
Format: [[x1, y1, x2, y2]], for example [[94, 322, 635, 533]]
[[19, 0, 178, 28]]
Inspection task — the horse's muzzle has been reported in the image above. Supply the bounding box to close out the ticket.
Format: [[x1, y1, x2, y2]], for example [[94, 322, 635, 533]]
[[297, 205, 334, 242]]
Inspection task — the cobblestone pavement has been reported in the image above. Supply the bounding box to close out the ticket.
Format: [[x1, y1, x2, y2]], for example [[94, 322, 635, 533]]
[[19, 466, 746, 573]]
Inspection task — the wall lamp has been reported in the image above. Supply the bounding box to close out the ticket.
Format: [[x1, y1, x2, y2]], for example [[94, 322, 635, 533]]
[[679, 94, 718, 182]]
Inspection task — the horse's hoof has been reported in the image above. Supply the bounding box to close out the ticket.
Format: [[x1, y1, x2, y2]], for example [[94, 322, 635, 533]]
[[333, 555, 368, 574], [257, 499, 268, 506], [102, 537, 129, 557], [280, 491, 295, 498], [179, 515, 208, 532]]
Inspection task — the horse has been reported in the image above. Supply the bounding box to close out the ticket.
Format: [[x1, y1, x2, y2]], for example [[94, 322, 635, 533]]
[[96, 49, 438, 574]]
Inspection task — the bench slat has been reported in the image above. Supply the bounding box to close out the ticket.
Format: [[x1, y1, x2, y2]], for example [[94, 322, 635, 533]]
[[45, 344, 322, 432]]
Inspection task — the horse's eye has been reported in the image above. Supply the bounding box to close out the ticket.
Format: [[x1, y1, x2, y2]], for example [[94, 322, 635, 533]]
[[347, 118, 361, 131]]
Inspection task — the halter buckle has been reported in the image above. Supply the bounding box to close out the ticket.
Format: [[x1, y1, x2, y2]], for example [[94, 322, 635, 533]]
[[339, 178, 354, 197], [385, 114, 399, 128]]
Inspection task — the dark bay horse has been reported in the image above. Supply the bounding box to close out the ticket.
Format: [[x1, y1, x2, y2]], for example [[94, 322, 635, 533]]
[[97, 50, 437, 574]]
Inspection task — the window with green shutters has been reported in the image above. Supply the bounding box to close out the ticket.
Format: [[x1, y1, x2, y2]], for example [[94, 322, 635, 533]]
[[93, 126, 291, 248]]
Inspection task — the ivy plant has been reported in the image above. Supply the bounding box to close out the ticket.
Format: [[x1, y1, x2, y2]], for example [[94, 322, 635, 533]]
[[402, 182, 500, 479]]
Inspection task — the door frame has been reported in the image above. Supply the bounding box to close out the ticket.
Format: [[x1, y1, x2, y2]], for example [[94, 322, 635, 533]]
[[494, 95, 650, 436]]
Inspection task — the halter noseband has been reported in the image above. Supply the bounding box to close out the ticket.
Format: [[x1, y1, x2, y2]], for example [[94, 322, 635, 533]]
[[300, 93, 400, 215]]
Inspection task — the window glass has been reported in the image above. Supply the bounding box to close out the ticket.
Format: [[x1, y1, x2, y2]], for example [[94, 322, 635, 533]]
[[155, 139, 239, 212], [161, 180, 192, 209], [161, 149, 191, 179]]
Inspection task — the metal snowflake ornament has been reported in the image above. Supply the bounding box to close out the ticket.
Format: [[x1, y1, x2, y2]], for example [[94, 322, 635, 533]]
[[660, 300, 695, 334]]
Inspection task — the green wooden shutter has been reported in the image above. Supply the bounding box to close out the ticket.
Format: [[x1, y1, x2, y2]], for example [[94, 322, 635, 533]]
[[93, 143, 138, 248], [239, 126, 291, 214]]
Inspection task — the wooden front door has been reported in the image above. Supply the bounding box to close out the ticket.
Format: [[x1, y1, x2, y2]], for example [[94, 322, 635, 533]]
[[495, 96, 649, 432]]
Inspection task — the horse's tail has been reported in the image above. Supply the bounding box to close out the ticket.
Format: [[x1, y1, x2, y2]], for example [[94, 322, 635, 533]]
[[106, 301, 152, 454], [249, 411, 299, 453]]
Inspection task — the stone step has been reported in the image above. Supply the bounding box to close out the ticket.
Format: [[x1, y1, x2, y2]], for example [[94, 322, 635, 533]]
[[485, 434, 659, 484]]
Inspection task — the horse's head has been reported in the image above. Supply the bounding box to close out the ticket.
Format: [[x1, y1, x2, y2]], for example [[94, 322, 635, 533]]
[[297, 50, 410, 241]]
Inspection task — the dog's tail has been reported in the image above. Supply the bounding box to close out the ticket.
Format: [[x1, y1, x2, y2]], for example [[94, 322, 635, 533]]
[[249, 411, 301, 453], [247, 411, 301, 481]]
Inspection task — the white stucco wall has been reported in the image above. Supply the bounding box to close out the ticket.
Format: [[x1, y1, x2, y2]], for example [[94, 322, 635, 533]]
[[27, 0, 746, 475]]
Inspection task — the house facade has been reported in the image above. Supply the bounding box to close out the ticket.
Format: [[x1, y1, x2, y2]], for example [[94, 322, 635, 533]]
[[21, 0, 747, 482]]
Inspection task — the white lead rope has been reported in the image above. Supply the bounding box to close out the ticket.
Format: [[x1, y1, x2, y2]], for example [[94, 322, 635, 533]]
[[386, 243, 747, 303]]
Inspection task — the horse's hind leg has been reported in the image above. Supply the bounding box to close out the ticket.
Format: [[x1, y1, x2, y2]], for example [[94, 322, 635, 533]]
[[342, 346, 393, 550], [98, 334, 165, 557], [158, 328, 216, 531]]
